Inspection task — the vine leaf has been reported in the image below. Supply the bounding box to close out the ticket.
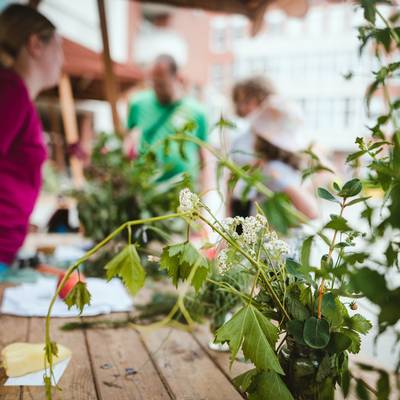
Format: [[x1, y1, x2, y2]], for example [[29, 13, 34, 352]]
[[215, 304, 283, 374], [160, 242, 209, 291], [105, 244, 146, 295], [64, 281, 92, 314], [234, 369, 294, 400]]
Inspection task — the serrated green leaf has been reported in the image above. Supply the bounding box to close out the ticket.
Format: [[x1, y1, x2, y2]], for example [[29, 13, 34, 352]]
[[105, 244, 146, 295], [160, 242, 209, 291], [317, 188, 339, 203], [247, 370, 294, 400], [64, 281, 91, 314], [342, 328, 361, 354], [326, 332, 352, 354], [303, 317, 330, 349], [346, 314, 372, 335], [215, 304, 282, 374], [233, 368, 258, 392]]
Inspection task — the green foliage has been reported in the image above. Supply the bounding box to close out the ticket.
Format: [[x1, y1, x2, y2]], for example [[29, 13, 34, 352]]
[[215, 304, 282, 374], [303, 317, 330, 349], [105, 244, 146, 295], [160, 242, 209, 292], [64, 281, 91, 314]]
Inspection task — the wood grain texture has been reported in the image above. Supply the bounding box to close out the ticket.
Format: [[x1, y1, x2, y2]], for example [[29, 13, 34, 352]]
[[141, 327, 244, 400], [85, 313, 170, 400]]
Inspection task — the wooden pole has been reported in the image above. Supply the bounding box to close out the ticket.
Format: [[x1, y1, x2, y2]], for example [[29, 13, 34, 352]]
[[59, 73, 85, 188], [97, 0, 124, 137]]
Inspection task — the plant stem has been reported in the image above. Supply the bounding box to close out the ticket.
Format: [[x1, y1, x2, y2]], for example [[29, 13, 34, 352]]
[[317, 199, 346, 319], [198, 214, 290, 321], [375, 7, 400, 46], [44, 211, 187, 400]]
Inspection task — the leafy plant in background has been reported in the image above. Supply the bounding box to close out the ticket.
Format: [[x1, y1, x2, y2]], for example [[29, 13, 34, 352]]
[[72, 133, 188, 276]]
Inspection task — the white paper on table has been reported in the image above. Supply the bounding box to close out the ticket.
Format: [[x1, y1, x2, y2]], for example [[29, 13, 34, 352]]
[[4, 357, 71, 386], [1, 277, 133, 317]]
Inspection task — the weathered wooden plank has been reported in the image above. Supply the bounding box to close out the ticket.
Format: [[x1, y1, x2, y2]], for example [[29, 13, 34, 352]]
[[22, 317, 97, 400], [85, 313, 171, 400], [192, 323, 252, 379], [0, 284, 29, 400], [141, 327, 244, 400]]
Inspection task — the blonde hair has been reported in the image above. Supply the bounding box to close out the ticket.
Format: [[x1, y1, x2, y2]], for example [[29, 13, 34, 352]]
[[0, 4, 55, 68]]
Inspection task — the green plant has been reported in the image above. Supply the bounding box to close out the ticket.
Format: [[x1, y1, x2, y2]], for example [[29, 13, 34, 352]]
[[43, 186, 377, 399], [72, 133, 188, 275]]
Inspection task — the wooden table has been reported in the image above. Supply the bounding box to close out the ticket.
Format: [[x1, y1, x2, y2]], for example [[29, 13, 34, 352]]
[[0, 284, 249, 400]]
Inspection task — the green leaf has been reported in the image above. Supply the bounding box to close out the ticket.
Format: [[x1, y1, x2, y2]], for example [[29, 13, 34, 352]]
[[105, 244, 146, 295], [326, 332, 352, 354], [44, 341, 59, 365], [64, 281, 92, 314], [346, 150, 367, 163], [351, 268, 387, 305], [321, 293, 343, 329], [346, 197, 371, 207], [342, 328, 361, 354], [377, 370, 390, 400], [215, 304, 283, 374], [338, 179, 362, 198], [286, 320, 306, 346], [303, 317, 330, 349], [233, 368, 258, 392], [247, 370, 294, 400], [325, 215, 351, 232], [356, 379, 371, 400], [160, 242, 209, 292], [317, 188, 338, 203], [346, 314, 372, 335], [300, 236, 313, 267]]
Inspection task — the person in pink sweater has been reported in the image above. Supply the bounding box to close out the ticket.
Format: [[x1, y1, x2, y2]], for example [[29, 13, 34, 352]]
[[0, 4, 63, 269]]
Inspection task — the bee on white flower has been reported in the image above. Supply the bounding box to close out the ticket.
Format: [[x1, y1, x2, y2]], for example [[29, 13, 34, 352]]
[[178, 188, 200, 213]]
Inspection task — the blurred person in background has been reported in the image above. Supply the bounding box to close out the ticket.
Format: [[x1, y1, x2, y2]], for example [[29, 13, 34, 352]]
[[125, 54, 212, 193], [230, 77, 318, 220], [0, 4, 63, 271]]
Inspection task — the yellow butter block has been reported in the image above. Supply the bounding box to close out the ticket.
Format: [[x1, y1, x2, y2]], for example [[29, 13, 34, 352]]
[[1, 342, 71, 377]]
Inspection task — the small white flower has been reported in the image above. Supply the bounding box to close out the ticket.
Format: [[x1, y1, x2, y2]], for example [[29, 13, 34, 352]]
[[264, 238, 290, 257], [241, 215, 266, 246], [217, 248, 231, 274], [178, 188, 200, 213]]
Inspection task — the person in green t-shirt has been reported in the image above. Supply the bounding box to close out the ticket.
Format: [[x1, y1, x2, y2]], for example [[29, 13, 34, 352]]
[[126, 54, 210, 186]]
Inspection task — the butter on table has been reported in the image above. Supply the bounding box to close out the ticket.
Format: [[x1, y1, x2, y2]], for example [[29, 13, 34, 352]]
[[1, 342, 71, 377]]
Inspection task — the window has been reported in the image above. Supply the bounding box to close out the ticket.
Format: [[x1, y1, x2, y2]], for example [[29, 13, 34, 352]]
[[210, 19, 227, 52], [211, 63, 225, 91]]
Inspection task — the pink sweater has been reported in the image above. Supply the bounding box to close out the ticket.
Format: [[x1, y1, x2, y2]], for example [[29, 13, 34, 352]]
[[0, 68, 47, 264]]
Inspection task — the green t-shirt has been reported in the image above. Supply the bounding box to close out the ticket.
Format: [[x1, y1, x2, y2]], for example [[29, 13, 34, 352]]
[[127, 90, 208, 181]]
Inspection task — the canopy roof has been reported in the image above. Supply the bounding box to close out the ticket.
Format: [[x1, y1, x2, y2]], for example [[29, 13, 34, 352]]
[[42, 38, 143, 101]]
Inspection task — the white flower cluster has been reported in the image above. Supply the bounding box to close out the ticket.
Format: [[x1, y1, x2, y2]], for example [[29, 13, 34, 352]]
[[178, 188, 200, 213], [216, 213, 290, 273], [264, 231, 290, 258], [216, 248, 230, 274]]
